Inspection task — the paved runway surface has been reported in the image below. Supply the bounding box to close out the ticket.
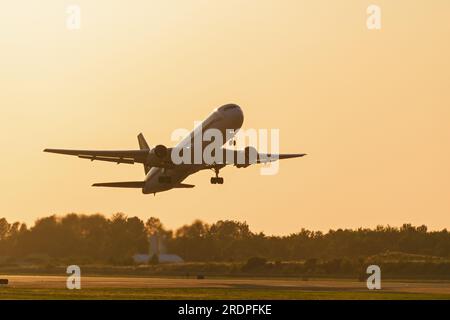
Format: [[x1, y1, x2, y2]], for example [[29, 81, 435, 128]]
[[2, 275, 450, 294]]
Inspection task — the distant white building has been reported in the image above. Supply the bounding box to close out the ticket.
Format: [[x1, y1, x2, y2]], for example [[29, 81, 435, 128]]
[[133, 253, 184, 264], [133, 233, 183, 264], [133, 254, 151, 264], [158, 254, 184, 263]]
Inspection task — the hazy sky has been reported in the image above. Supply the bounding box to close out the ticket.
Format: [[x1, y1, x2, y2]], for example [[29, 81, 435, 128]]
[[1, 1, 449, 234]]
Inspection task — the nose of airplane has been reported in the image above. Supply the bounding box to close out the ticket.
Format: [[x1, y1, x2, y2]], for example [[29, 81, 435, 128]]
[[218, 104, 244, 129], [234, 105, 244, 128]]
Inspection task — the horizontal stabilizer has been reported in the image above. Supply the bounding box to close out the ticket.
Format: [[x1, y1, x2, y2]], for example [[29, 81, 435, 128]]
[[92, 181, 145, 188], [173, 183, 195, 188]]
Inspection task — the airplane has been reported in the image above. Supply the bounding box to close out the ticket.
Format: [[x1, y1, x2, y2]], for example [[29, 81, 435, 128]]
[[44, 104, 306, 195]]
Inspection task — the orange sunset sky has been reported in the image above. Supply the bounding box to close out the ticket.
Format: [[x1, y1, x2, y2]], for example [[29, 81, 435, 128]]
[[1, 1, 449, 234]]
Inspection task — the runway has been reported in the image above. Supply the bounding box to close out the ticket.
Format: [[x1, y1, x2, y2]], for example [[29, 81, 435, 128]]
[[2, 275, 450, 294]]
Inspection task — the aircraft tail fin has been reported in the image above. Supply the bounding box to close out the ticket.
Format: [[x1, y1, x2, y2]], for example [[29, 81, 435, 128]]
[[137, 133, 150, 150], [92, 181, 145, 188], [137, 133, 151, 174]]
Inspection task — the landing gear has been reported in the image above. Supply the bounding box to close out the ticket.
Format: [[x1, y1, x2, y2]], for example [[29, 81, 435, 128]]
[[210, 167, 224, 184], [210, 177, 224, 184]]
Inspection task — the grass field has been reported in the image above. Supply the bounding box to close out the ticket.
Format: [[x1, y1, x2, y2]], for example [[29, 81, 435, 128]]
[[1, 287, 450, 300], [1, 274, 450, 300]]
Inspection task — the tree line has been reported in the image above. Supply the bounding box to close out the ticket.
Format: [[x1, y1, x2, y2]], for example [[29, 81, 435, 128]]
[[1, 213, 449, 264]]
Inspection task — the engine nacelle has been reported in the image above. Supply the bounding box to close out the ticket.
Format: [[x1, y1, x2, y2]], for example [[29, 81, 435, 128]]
[[152, 144, 168, 159], [235, 146, 258, 168]]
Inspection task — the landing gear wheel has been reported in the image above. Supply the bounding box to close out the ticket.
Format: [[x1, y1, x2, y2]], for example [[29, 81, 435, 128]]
[[210, 167, 224, 184]]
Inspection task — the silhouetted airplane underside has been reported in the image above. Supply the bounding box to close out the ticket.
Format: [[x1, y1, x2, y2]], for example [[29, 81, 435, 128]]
[[44, 104, 306, 195]]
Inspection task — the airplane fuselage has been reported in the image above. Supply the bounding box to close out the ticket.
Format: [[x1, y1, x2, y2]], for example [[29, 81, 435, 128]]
[[142, 104, 244, 194]]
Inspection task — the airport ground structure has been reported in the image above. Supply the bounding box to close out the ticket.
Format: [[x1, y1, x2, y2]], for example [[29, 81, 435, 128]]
[[1, 213, 450, 281]]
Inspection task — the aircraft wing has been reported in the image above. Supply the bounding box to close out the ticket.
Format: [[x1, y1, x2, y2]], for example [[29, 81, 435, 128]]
[[43, 148, 149, 164], [44, 148, 305, 167], [221, 148, 306, 167], [92, 181, 145, 188], [256, 153, 307, 164]]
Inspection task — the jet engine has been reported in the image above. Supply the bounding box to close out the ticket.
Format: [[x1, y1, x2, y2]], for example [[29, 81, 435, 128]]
[[152, 144, 168, 159], [235, 146, 258, 168]]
